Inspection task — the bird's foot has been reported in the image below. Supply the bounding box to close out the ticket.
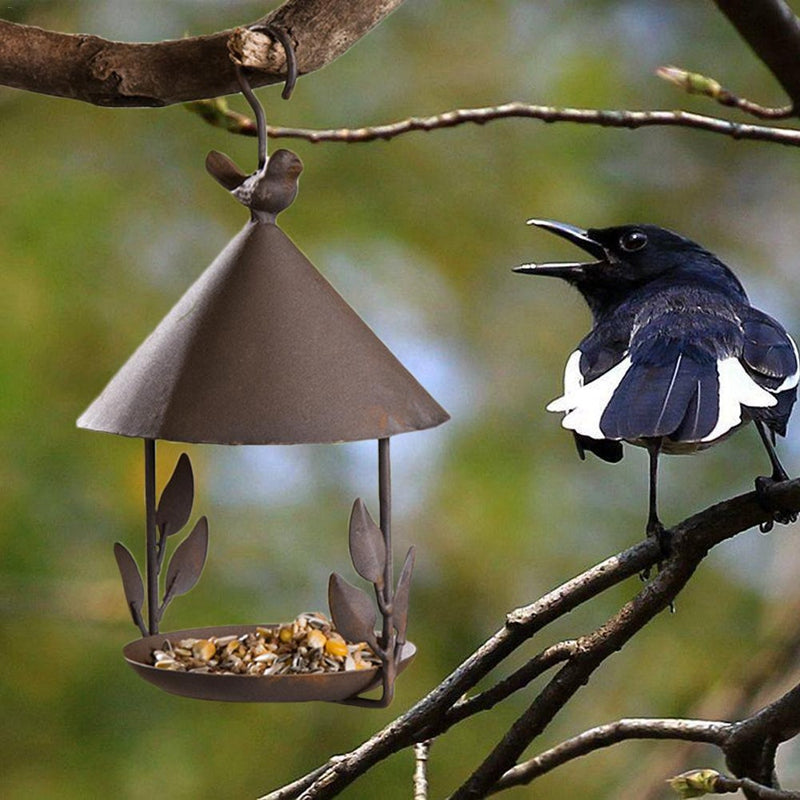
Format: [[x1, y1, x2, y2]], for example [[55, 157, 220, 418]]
[[755, 475, 797, 532], [640, 519, 672, 581]]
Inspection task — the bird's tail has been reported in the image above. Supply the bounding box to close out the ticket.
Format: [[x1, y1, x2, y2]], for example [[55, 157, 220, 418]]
[[548, 348, 777, 444]]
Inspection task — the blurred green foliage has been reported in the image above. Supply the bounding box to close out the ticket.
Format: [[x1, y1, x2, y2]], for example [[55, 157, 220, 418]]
[[3, 1, 800, 798]]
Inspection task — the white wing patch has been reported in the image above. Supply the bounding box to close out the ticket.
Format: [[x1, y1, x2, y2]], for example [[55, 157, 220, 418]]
[[546, 356, 633, 440], [562, 349, 584, 394], [702, 357, 777, 442], [547, 352, 781, 444]]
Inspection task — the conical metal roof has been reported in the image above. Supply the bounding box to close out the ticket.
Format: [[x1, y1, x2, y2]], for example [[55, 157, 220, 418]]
[[77, 150, 448, 444]]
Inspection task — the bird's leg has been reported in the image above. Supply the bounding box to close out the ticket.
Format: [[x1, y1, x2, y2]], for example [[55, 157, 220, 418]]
[[641, 438, 671, 578], [754, 421, 796, 531]]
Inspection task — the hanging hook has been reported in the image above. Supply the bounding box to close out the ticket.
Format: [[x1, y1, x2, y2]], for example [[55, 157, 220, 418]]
[[251, 24, 298, 100], [234, 26, 297, 171], [235, 65, 268, 170]]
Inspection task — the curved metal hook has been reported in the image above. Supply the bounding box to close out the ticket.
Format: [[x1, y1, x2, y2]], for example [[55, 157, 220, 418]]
[[234, 26, 297, 170], [235, 65, 268, 170], [262, 25, 298, 100], [248, 23, 298, 101]]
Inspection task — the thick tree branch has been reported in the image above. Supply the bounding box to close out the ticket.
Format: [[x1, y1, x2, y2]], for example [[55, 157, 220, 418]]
[[0, 0, 405, 106], [725, 682, 800, 790], [712, 0, 800, 110]]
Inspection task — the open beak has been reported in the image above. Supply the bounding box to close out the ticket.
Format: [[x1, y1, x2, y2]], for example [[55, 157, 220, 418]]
[[513, 218, 607, 277]]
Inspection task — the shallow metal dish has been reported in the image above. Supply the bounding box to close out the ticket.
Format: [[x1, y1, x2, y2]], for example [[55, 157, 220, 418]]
[[123, 624, 416, 703]]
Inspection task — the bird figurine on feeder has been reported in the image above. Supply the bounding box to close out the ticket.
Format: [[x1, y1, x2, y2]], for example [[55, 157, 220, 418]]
[[78, 63, 448, 706]]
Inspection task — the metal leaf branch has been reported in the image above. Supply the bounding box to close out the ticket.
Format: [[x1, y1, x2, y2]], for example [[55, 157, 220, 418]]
[[329, 439, 415, 708], [258, 478, 800, 800], [113, 442, 209, 636]]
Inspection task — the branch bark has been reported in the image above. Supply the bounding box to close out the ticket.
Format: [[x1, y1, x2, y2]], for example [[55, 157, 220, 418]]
[[0, 0, 406, 106]]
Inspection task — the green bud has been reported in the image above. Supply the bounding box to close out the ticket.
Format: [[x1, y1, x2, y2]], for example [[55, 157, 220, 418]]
[[667, 769, 721, 798]]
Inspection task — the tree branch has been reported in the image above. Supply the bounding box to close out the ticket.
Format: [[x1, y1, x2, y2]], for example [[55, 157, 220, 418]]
[[725, 681, 800, 790], [712, 0, 800, 110], [0, 0, 406, 106], [491, 718, 730, 794], [449, 480, 800, 800], [259, 479, 800, 800]]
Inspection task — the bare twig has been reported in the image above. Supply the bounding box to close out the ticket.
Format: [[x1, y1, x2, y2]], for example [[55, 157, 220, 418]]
[[656, 66, 794, 119], [730, 779, 800, 800], [413, 740, 432, 800], [669, 769, 800, 799], [194, 102, 800, 147], [491, 718, 730, 794], [0, 0, 406, 106], [438, 640, 579, 731]]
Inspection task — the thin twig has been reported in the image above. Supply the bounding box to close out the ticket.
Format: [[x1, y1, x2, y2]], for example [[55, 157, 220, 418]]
[[192, 101, 800, 147], [439, 640, 578, 731], [733, 779, 800, 799], [491, 718, 730, 794], [667, 769, 800, 799], [413, 740, 432, 800], [656, 65, 794, 119]]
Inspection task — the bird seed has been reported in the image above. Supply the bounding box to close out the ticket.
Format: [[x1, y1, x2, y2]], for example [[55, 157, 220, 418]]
[[150, 612, 381, 676]]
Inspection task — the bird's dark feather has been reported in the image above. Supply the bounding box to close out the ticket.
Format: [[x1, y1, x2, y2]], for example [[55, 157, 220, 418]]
[[573, 433, 624, 463], [599, 350, 720, 442], [741, 308, 798, 388]]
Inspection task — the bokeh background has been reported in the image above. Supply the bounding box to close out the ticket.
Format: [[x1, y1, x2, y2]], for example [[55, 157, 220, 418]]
[[3, 1, 800, 797]]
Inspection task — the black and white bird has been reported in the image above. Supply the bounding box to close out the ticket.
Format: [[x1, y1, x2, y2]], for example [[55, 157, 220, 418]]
[[514, 219, 799, 540]]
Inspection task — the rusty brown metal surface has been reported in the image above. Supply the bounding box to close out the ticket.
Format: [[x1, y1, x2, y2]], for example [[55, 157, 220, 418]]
[[77, 219, 449, 444], [123, 625, 416, 703]]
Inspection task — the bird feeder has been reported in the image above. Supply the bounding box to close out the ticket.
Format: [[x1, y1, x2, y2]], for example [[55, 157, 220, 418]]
[[77, 68, 448, 706]]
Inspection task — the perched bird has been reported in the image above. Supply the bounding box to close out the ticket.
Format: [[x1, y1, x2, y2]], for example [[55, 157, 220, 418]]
[[514, 220, 798, 541]]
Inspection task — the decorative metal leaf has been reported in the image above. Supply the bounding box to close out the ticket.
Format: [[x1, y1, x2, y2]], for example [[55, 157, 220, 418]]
[[393, 546, 415, 644], [348, 498, 386, 588], [328, 572, 378, 651], [163, 516, 208, 606], [155, 453, 194, 536], [113, 542, 144, 627]]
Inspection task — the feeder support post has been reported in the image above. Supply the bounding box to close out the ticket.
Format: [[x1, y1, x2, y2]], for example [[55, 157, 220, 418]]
[[144, 438, 159, 635]]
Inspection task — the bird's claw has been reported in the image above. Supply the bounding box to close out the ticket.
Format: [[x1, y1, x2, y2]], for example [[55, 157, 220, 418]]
[[755, 475, 797, 531], [639, 520, 672, 580]]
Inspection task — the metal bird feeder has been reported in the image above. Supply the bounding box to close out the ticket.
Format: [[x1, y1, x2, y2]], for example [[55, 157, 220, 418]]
[[77, 66, 448, 706]]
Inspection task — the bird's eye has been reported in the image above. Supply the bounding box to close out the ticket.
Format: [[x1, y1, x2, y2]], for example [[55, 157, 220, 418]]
[[619, 231, 648, 252]]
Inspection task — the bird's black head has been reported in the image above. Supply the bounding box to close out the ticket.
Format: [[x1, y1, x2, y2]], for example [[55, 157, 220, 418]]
[[514, 220, 747, 318]]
